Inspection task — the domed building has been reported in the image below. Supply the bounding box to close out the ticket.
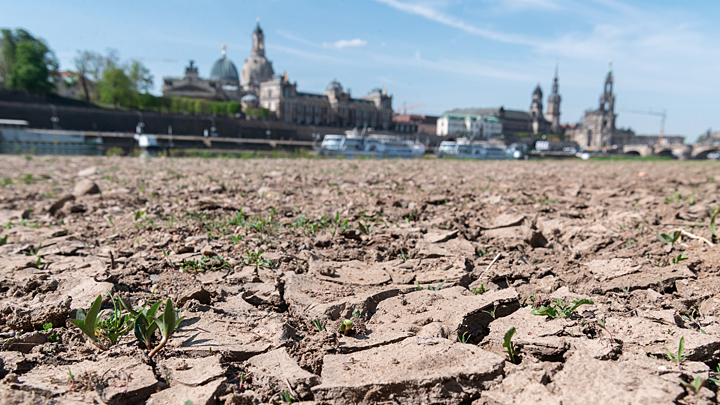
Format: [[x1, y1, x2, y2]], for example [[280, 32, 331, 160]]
[[162, 45, 244, 102], [210, 45, 240, 84], [241, 23, 275, 94]]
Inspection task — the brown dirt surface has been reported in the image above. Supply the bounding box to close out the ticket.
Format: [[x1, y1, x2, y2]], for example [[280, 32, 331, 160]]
[[0, 155, 719, 404]]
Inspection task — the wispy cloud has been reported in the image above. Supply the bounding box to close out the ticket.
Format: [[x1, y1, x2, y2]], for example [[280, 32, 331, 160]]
[[322, 38, 368, 49], [373, 0, 538, 46], [276, 30, 320, 47]]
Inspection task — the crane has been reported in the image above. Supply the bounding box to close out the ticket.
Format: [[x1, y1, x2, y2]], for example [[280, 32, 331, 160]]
[[620, 109, 667, 144], [396, 102, 425, 115]]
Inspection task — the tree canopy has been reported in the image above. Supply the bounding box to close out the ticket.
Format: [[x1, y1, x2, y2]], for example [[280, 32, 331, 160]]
[[0, 28, 58, 94]]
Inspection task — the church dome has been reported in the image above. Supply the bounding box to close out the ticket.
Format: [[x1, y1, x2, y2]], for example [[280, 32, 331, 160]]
[[326, 80, 343, 94], [241, 56, 274, 87], [210, 55, 239, 83]]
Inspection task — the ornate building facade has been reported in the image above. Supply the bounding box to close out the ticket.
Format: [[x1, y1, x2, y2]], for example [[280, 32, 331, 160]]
[[566, 63, 634, 148], [259, 76, 393, 129], [163, 22, 393, 129]]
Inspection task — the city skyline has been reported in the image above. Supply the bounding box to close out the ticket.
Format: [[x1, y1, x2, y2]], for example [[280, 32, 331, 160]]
[[2, 0, 719, 141]]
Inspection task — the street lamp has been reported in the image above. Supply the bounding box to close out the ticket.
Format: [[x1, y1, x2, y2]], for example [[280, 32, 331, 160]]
[[135, 111, 145, 134], [49, 104, 59, 129], [264, 121, 271, 139]]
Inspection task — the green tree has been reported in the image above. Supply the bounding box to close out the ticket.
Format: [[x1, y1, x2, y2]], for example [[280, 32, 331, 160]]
[[128, 60, 153, 93], [73, 50, 110, 102], [1, 28, 58, 94], [97, 64, 136, 108]]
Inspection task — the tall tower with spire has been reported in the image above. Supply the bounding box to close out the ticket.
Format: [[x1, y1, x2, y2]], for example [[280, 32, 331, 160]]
[[545, 64, 561, 134], [530, 83, 544, 134], [252, 19, 265, 57], [598, 60, 616, 146]]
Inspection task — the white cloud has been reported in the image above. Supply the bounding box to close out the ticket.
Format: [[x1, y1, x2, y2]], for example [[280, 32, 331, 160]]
[[322, 38, 368, 49], [373, 0, 539, 46]]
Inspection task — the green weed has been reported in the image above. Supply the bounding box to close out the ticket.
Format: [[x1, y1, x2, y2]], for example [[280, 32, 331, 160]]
[[530, 298, 594, 319], [664, 336, 686, 371], [503, 327, 518, 364]]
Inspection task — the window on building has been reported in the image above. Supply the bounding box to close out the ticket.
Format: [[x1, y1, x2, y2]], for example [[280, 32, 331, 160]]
[[283, 87, 290, 98], [296, 104, 302, 113]]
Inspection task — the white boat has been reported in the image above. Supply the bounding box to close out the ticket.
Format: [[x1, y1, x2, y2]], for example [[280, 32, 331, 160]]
[[436, 138, 522, 160], [315, 131, 426, 159]]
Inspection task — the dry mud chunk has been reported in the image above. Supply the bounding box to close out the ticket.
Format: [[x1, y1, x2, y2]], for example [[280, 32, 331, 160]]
[[246, 348, 319, 399], [147, 378, 223, 405], [388, 257, 472, 286], [609, 315, 720, 362], [346, 287, 519, 352], [478, 351, 684, 405], [159, 356, 224, 386], [481, 307, 570, 359], [548, 351, 684, 404], [168, 301, 290, 361], [581, 259, 695, 294], [309, 259, 391, 285], [283, 273, 409, 322], [241, 282, 283, 307], [17, 356, 156, 402], [313, 338, 504, 404]]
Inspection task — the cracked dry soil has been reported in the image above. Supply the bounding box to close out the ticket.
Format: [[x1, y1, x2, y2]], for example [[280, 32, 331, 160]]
[[0, 156, 719, 404]]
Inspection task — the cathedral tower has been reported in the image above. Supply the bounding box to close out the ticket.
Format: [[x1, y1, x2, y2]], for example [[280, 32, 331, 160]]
[[530, 84, 544, 134], [545, 64, 561, 134]]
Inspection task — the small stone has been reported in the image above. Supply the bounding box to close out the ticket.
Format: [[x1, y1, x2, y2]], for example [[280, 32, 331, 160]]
[[77, 166, 97, 177], [73, 179, 100, 196]]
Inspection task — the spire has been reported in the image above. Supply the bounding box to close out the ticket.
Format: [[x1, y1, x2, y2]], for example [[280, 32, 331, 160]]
[[607, 59, 613, 77], [221, 43, 226, 56], [554, 60, 559, 81]]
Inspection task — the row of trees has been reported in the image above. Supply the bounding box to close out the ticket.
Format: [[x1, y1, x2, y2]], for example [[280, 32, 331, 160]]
[[1, 28, 244, 117]]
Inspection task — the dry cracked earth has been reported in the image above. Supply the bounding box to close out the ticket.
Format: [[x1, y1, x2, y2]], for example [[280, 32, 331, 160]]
[[0, 155, 719, 404]]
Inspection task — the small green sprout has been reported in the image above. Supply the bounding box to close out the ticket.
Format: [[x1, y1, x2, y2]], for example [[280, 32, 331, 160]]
[[68, 368, 75, 391], [457, 331, 471, 343], [0, 234, 7, 246], [711, 205, 719, 239], [133, 210, 146, 221], [358, 222, 372, 235], [122, 299, 162, 350], [709, 364, 719, 384], [96, 293, 134, 346], [279, 391, 295, 403], [657, 231, 681, 244], [148, 298, 185, 358], [42, 323, 58, 342], [352, 308, 361, 318], [664, 336, 686, 371], [503, 327, 518, 364], [530, 298, 594, 319], [671, 253, 688, 264], [339, 319, 353, 336], [312, 319, 324, 332], [680, 376, 706, 395], [470, 284, 487, 295], [68, 295, 107, 350]]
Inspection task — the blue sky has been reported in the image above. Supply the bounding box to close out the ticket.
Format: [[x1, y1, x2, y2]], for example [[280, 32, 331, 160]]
[[2, 0, 719, 141]]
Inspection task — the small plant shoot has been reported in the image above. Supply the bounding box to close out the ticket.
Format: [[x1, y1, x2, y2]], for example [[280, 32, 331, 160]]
[[339, 319, 353, 336], [503, 327, 518, 364], [530, 298, 594, 319], [664, 336, 686, 371]]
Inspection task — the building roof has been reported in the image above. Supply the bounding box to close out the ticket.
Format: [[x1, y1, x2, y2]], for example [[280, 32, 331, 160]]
[[210, 56, 240, 83], [447, 108, 530, 121]]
